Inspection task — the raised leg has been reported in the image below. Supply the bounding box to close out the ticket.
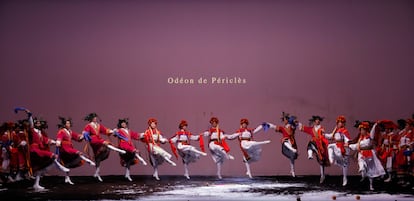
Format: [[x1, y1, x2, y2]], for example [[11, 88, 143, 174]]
[[80, 154, 95, 166], [107, 144, 126, 154], [164, 157, 177, 166], [307, 149, 314, 159], [135, 153, 148, 166], [54, 159, 70, 173], [283, 141, 297, 153]]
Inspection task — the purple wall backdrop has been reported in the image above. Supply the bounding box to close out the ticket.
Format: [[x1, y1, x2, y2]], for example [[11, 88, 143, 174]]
[[1, 0, 413, 176]]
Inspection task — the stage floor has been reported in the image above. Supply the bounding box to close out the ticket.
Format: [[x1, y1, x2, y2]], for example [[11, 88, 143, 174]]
[[1, 175, 413, 201]]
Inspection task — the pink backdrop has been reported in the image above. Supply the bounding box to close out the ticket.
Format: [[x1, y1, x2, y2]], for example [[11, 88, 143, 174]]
[[1, 0, 413, 177]]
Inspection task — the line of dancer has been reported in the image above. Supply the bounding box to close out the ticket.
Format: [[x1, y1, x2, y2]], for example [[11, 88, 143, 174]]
[[1, 107, 413, 191]]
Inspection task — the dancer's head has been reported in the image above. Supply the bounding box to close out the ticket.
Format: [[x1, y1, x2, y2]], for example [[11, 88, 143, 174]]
[[84, 113, 99, 123], [210, 117, 219, 127], [148, 118, 158, 129], [58, 117, 72, 129], [240, 118, 249, 128], [281, 112, 290, 123], [34, 117, 48, 130], [336, 115, 346, 127], [309, 115, 323, 126], [358, 121, 370, 135], [179, 120, 188, 130], [117, 118, 129, 129], [406, 118, 414, 128]]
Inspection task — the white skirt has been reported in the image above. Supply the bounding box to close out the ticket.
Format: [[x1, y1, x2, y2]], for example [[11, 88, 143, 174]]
[[209, 142, 227, 164], [177, 143, 202, 164], [241, 140, 267, 163], [149, 144, 172, 166], [358, 150, 386, 178], [327, 143, 349, 167]]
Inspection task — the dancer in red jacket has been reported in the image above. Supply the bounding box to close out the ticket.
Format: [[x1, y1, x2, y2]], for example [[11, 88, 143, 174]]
[[82, 113, 126, 182], [298, 115, 329, 183], [113, 118, 147, 181], [56, 117, 95, 185]]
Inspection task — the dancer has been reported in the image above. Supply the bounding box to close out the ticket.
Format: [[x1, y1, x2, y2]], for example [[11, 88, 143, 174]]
[[235, 118, 270, 178], [55, 117, 95, 185], [11, 120, 31, 181], [0, 122, 17, 182], [113, 118, 147, 181], [266, 112, 299, 177], [394, 118, 413, 185], [27, 111, 70, 190], [82, 113, 126, 182], [169, 120, 206, 180], [376, 120, 398, 182], [142, 118, 176, 180], [324, 115, 351, 186], [201, 117, 239, 179], [299, 115, 329, 183], [349, 121, 385, 190]]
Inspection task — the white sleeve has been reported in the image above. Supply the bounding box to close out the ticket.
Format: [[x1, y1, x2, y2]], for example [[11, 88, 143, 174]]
[[359, 139, 371, 148], [343, 135, 350, 143], [324, 132, 333, 139], [297, 122, 303, 131], [159, 135, 168, 143], [267, 122, 276, 130], [349, 143, 357, 151], [202, 131, 210, 137], [170, 135, 178, 143], [370, 123, 377, 139], [253, 125, 263, 134], [225, 132, 240, 140], [190, 135, 200, 141]]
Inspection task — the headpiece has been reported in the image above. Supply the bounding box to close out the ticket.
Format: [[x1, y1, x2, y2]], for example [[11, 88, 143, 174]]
[[57, 116, 72, 129], [148, 118, 158, 125], [84, 113, 99, 122], [309, 115, 324, 122], [240, 118, 249, 125], [117, 118, 129, 128], [179, 120, 188, 129], [210, 117, 219, 124], [336, 115, 346, 123], [358, 121, 370, 130]]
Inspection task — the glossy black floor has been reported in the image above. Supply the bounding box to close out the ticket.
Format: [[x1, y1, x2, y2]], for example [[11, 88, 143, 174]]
[[1, 175, 413, 200]]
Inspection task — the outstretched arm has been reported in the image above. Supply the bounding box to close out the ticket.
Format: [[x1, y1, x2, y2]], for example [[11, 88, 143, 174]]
[[189, 134, 200, 141], [201, 131, 210, 137], [224, 132, 240, 140], [370, 123, 378, 139], [170, 134, 178, 144], [252, 125, 263, 134], [324, 127, 336, 139], [265, 122, 277, 130]]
